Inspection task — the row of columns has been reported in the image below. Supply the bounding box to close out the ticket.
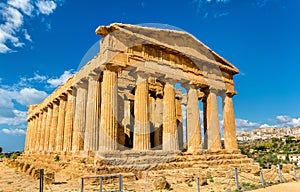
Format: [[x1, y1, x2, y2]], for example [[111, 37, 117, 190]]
[[25, 68, 238, 153], [25, 90, 74, 153]]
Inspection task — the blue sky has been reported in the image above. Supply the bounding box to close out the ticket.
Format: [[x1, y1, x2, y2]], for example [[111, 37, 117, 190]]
[[0, 0, 300, 151]]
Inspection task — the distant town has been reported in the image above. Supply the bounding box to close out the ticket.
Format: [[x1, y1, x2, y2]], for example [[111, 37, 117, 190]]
[[237, 127, 300, 167], [237, 127, 300, 142]]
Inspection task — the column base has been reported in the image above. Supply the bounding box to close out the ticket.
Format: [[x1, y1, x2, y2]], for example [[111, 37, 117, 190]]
[[79, 150, 95, 157]]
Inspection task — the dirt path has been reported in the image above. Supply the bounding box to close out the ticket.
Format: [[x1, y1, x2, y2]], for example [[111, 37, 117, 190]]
[[1, 161, 300, 192], [251, 181, 300, 192]]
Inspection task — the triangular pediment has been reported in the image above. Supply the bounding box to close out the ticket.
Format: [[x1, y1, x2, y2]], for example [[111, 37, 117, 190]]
[[96, 23, 239, 75]]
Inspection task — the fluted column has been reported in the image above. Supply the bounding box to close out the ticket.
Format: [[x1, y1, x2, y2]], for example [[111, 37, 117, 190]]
[[44, 104, 53, 151], [133, 75, 150, 150], [223, 92, 238, 149], [72, 84, 87, 151], [24, 119, 32, 152], [99, 70, 118, 151], [203, 99, 208, 149], [35, 112, 43, 151], [206, 89, 222, 150], [163, 82, 179, 151], [175, 98, 183, 150], [63, 90, 74, 151], [186, 86, 202, 152], [39, 108, 48, 151], [29, 116, 38, 151], [154, 97, 163, 148], [55, 94, 67, 151], [49, 100, 59, 152], [84, 77, 101, 151]]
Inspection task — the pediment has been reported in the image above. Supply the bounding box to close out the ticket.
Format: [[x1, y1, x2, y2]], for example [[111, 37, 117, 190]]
[[96, 23, 239, 75]]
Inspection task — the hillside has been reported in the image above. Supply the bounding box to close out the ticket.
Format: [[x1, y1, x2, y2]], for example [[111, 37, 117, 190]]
[[238, 135, 300, 168]]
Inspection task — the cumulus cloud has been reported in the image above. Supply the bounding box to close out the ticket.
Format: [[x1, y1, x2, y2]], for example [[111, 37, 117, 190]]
[[1, 128, 26, 135], [7, 0, 34, 16], [47, 70, 73, 88], [0, 0, 63, 53], [15, 88, 48, 105], [0, 110, 27, 125], [36, 0, 57, 15], [235, 118, 261, 131], [235, 115, 300, 132], [260, 123, 271, 128], [275, 115, 300, 127], [0, 72, 49, 136]]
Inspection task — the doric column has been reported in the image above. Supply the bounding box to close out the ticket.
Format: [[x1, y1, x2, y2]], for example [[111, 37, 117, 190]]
[[163, 82, 179, 151], [29, 116, 38, 151], [223, 92, 238, 149], [55, 94, 67, 151], [63, 90, 74, 151], [186, 86, 202, 152], [24, 118, 32, 152], [133, 75, 150, 150], [44, 104, 53, 151], [72, 83, 87, 151], [99, 69, 118, 151], [39, 108, 48, 151], [206, 89, 222, 150], [203, 99, 208, 149], [84, 76, 101, 151], [154, 97, 163, 148], [175, 98, 184, 151], [49, 100, 59, 152], [35, 112, 43, 151]]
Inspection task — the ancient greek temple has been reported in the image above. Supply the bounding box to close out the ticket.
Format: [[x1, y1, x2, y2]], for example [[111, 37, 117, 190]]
[[24, 23, 239, 156]]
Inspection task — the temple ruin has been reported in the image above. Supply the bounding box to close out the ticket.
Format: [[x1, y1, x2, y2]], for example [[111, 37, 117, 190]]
[[16, 24, 258, 180]]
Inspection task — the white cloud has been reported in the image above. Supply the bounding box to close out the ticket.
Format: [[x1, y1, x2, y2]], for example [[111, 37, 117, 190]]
[[15, 87, 48, 105], [47, 70, 73, 88], [235, 115, 300, 132], [36, 0, 57, 15], [23, 29, 32, 42], [0, 0, 63, 53], [275, 115, 300, 127], [0, 110, 27, 125], [1, 128, 26, 135], [260, 123, 271, 128], [7, 0, 34, 16], [0, 5, 24, 52], [235, 118, 261, 131]]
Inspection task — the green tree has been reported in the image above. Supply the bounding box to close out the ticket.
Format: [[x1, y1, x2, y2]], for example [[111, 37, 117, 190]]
[[0, 147, 2, 153]]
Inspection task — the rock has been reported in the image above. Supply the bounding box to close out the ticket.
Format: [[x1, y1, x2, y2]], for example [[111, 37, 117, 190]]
[[153, 176, 170, 190], [250, 165, 260, 176], [45, 172, 55, 184], [282, 164, 294, 174], [200, 178, 208, 186]]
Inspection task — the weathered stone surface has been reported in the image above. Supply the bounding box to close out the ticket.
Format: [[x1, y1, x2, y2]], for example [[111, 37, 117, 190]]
[[21, 23, 243, 183], [153, 176, 169, 190]]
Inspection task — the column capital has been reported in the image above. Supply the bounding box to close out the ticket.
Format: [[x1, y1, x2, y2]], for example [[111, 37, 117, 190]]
[[47, 102, 53, 108], [59, 93, 67, 101], [88, 74, 101, 81], [100, 65, 121, 73], [135, 72, 150, 83], [182, 83, 198, 91], [163, 78, 177, 86], [225, 90, 237, 98], [75, 79, 88, 89], [52, 98, 60, 105], [202, 87, 221, 95]]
